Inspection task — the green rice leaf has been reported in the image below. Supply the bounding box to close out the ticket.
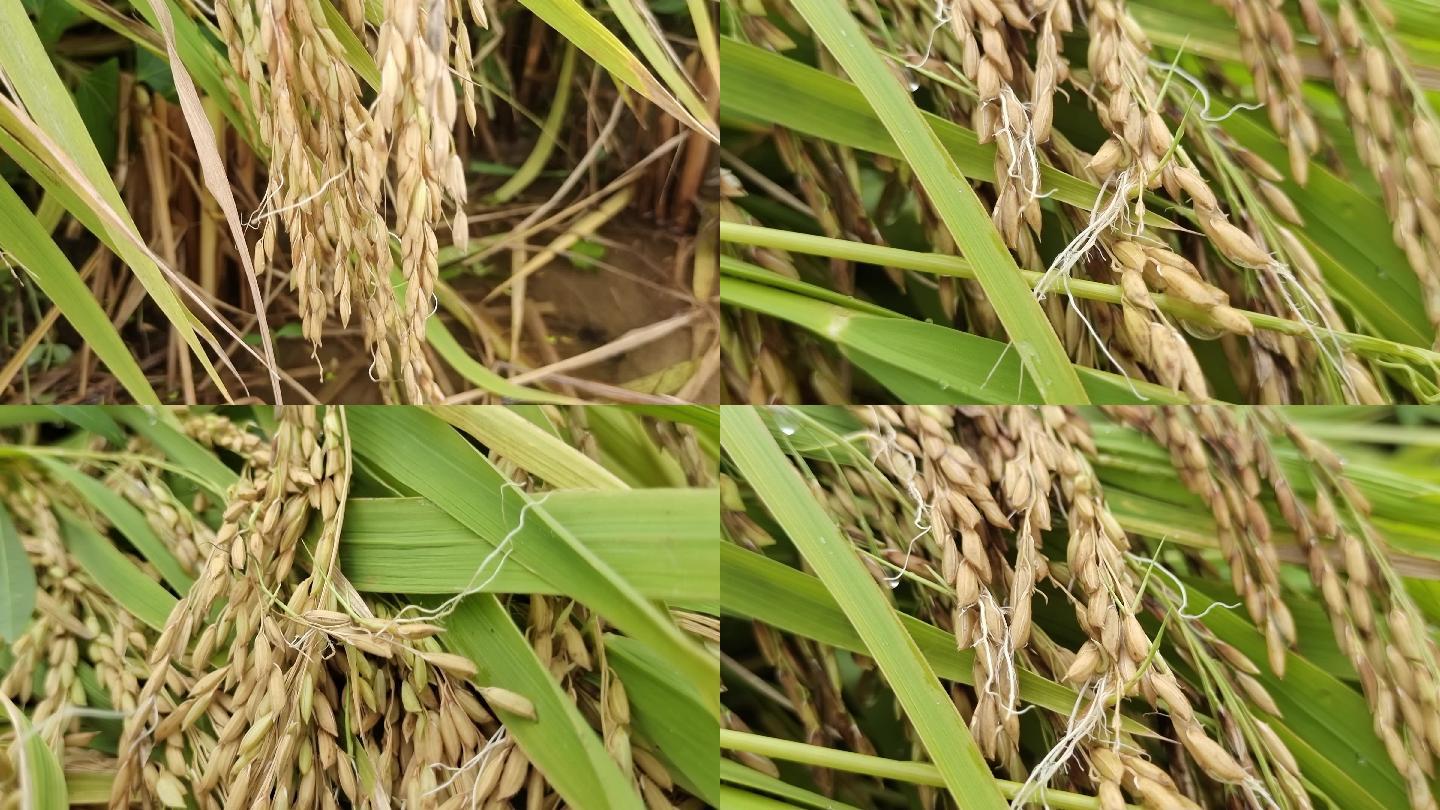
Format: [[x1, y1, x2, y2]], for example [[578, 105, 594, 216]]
[[40, 459, 193, 592], [718, 786, 804, 809], [721, 407, 1008, 808], [346, 407, 718, 711], [340, 490, 718, 607], [517, 0, 716, 139], [0, 0, 228, 396], [426, 318, 579, 405], [57, 509, 177, 630], [607, 635, 719, 803], [721, 730, 1129, 810], [40, 407, 125, 445], [722, 272, 1187, 404], [428, 404, 628, 490], [443, 594, 645, 810], [772, 0, 1083, 402], [0, 696, 67, 810], [1178, 579, 1405, 810], [0, 501, 37, 644], [0, 177, 158, 404], [720, 37, 1171, 229], [720, 760, 864, 810], [594, 0, 712, 137], [107, 408, 237, 494], [719, 542, 1147, 733]]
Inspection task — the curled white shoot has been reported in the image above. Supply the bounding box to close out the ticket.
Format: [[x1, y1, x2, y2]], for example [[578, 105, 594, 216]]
[[1126, 551, 1241, 620], [1147, 60, 1265, 122], [1034, 168, 1138, 300], [864, 409, 935, 588], [247, 169, 349, 228], [1031, 167, 1148, 398], [973, 592, 1021, 723]]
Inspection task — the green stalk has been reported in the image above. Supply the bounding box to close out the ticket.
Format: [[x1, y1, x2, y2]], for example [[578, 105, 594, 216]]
[[720, 222, 1440, 370], [721, 730, 1136, 810]]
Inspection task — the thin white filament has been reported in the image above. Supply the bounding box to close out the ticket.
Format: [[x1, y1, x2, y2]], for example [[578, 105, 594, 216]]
[[1148, 60, 1265, 122]]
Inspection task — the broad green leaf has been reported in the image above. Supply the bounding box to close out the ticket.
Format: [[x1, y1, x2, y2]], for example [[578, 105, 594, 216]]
[[319, 0, 379, 90], [722, 408, 1008, 808], [720, 760, 864, 810], [0, 0, 228, 395], [1178, 579, 1405, 810], [623, 405, 720, 438], [1224, 115, 1430, 347], [720, 37, 1170, 229], [595, 0, 712, 138], [125, 0, 248, 137], [346, 407, 717, 710], [0, 501, 37, 644], [719, 543, 1147, 733], [721, 730, 1125, 810], [40, 406, 124, 445], [584, 406, 690, 488], [427, 318, 578, 405], [607, 635, 719, 803], [73, 58, 119, 164], [518, 0, 716, 139], [720, 221, 1440, 372], [64, 770, 115, 804], [490, 45, 575, 204], [718, 786, 803, 809], [108, 408, 237, 494], [0, 695, 67, 810], [340, 490, 718, 606], [722, 272, 1186, 404]]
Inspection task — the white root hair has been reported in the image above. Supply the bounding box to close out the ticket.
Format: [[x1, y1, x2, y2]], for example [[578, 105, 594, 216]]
[[990, 85, 1053, 204], [908, 0, 953, 68], [864, 409, 935, 588], [1009, 675, 1113, 808], [1126, 551, 1241, 620], [1033, 167, 1149, 398], [385, 484, 556, 626], [1260, 260, 1357, 399]]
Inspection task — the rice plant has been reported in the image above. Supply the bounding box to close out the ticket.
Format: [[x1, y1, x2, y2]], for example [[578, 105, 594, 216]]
[[721, 405, 1440, 809], [0, 0, 718, 405], [0, 404, 719, 807], [719, 0, 1440, 404]]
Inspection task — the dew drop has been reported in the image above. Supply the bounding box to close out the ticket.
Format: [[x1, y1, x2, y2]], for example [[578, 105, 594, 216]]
[[775, 410, 799, 436]]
